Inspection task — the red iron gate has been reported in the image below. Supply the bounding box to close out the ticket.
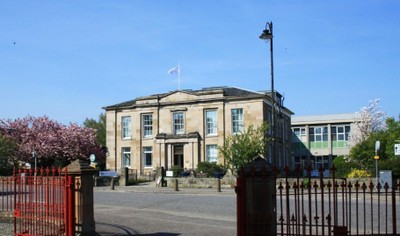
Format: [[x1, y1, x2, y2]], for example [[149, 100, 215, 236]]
[[0, 168, 75, 236]]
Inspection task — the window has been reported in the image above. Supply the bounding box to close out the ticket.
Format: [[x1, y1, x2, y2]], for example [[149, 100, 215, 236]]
[[206, 145, 218, 163], [173, 112, 184, 134], [122, 147, 131, 168], [143, 114, 153, 138], [331, 125, 351, 141], [309, 126, 328, 142], [331, 125, 351, 147], [121, 116, 131, 139], [143, 147, 152, 168], [313, 155, 329, 170], [231, 108, 244, 134], [205, 110, 217, 135], [292, 127, 306, 142]]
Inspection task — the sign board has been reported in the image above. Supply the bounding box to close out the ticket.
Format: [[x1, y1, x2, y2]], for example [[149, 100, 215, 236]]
[[395, 144, 400, 156], [166, 171, 174, 177], [99, 171, 118, 177]]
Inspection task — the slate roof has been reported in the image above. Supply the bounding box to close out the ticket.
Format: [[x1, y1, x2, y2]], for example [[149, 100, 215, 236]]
[[103, 86, 270, 110]]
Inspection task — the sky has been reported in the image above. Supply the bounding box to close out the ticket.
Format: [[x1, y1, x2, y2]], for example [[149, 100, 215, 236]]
[[1, 1, 399, 124]]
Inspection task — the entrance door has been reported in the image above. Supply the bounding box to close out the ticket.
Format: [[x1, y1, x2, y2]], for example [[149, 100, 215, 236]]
[[173, 145, 184, 168]]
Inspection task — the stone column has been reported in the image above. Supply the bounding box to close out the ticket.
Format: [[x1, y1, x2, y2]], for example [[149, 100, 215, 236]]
[[65, 160, 98, 236]]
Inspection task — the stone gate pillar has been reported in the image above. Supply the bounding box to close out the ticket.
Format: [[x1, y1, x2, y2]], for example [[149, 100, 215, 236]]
[[65, 159, 98, 236], [236, 156, 276, 236]]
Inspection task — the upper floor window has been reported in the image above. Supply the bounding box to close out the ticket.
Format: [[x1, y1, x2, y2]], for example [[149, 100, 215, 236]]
[[205, 110, 217, 136], [121, 116, 131, 139], [206, 145, 218, 163], [173, 112, 184, 135], [309, 126, 328, 142], [122, 147, 131, 168], [143, 147, 152, 168], [292, 127, 306, 142], [331, 125, 350, 141], [142, 114, 153, 138], [231, 108, 244, 134]]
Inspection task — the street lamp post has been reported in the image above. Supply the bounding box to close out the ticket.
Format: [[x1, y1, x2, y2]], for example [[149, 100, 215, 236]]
[[32, 149, 37, 177], [260, 21, 275, 164], [375, 140, 380, 187]]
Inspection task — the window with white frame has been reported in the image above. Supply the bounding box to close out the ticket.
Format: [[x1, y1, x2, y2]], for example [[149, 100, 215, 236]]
[[206, 145, 218, 163], [142, 114, 153, 138], [143, 147, 152, 168], [122, 147, 131, 168], [231, 108, 244, 134], [205, 110, 217, 136], [121, 116, 131, 139], [173, 112, 184, 135], [309, 126, 328, 142], [331, 125, 351, 141], [292, 127, 307, 142]]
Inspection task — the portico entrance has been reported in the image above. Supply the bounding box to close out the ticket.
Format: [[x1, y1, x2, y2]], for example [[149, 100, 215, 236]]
[[173, 145, 184, 168]]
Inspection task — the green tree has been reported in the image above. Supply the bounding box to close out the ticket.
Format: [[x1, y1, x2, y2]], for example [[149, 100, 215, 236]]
[[383, 117, 400, 160], [219, 122, 269, 176], [0, 134, 18, 175], [332, 156, 358, 178], [84, 113, 106, 147], [349, 116, 400, 176]]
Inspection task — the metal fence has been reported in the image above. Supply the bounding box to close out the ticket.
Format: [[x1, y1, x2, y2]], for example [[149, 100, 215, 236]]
[[0, 168, 75, 236], [127, 169, 156, 182], [276, 166, 400, 236]]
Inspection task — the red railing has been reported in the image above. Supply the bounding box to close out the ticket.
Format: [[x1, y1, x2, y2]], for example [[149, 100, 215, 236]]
[[0, 168, 75, 236]]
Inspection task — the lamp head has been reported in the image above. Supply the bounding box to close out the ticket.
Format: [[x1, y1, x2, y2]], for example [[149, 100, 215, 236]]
[[259, 22, 273, 40]]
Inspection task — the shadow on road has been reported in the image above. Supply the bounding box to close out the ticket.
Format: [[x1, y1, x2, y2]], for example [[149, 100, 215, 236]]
[[95, 222, 180, 236]]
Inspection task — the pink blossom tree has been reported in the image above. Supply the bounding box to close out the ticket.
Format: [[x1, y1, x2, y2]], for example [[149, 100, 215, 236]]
[[349, 99, 387, 147], [0, 116, 106, 167]]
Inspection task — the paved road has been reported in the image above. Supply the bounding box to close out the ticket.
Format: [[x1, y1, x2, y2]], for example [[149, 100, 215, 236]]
[[93, 185, 236, 236]]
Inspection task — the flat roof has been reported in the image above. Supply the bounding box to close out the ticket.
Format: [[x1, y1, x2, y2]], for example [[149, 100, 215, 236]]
[[292, 113, 361, 125]]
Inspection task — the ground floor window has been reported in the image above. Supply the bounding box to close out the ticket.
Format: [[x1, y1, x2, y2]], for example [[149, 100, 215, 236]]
[[206, 145, 218, 163], [143, 147, 152, 168], [122, 147, 131, 168]]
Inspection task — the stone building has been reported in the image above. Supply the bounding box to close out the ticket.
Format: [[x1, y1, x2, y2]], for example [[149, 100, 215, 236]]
[[103, 86, 293, 175]]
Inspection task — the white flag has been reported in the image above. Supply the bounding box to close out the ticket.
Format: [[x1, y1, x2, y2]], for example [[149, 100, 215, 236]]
[[168, 66, 179, 75]]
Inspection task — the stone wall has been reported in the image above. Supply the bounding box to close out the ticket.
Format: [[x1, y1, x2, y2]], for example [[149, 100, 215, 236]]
[[164, 177, 386, 189], [165, 175, 236, 189]]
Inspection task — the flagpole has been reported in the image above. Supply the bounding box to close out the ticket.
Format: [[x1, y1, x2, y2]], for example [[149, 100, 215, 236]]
[[178, 64, 180, 91]]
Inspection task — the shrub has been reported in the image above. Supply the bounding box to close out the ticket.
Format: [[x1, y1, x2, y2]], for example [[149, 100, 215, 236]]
[[332, 156, 358, 178], [347, 169, 372, 178], [170, 165, 183, 177], [196, 162, 225, 177], [128, 178, 149, 185]]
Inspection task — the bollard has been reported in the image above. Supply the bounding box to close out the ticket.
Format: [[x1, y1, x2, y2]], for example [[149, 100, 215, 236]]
[[111, 177, 115, 190], [217, 178, 221, 192], [174, 179, 179, 191]]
